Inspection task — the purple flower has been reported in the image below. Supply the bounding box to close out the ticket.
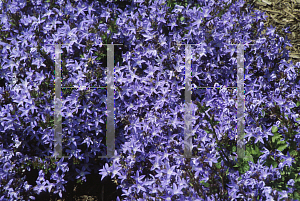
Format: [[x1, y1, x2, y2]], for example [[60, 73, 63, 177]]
[[266, 25, 276, 36], [81, 150, 93, 163], [132, 55, 146, 69], [192, 14, 203, 30], [141, 31, 156, 41], [144, 64, 160, 79], [278, 190, 288, 200], [169, 114, 183, 130], [162, 162, 177, 179], [78, 99, 92, 115], [27, 103, 38, 115], [115, 71, 127, 84], [47, 183, 55, 193], [279, 151, 294, 168], [100, 9, 111, 23], [63, 107, 76, 118], [42, 9, 55, 19], [274, 95, 286, 106], [75, 168, 90, 181], [23, 181, 32, 191], [204, 153, 218, 167], [3, 162, 12, 172], [110, 160, 122, 178], [82, 136, 93, 148], [149, 154, 162, 171], [170, 183, 184, 195], [99, 163, 112, 181], [126, 67, 141, 83], [75, 2, 87, 17], [68, 136, 80, 147], [121, 187, 133, 197], [287, 179, 295, 187], [167, 18, 178, 31], [131, 171, 146, 194], [202, 7, 212, 18], [49, 17, 62, 30], [65, 147, 81, 158], [34, 70, 45, 83], [160, 193, 172, 201], [55, 157, 69, 173], [259, 168, 271, 180]]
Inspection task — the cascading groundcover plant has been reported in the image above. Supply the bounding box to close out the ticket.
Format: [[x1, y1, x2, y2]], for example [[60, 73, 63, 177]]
[[0, 0, 299, 200]]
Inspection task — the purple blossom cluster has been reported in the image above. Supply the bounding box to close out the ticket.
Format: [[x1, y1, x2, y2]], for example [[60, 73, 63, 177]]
[[0, 0, 300, 200]]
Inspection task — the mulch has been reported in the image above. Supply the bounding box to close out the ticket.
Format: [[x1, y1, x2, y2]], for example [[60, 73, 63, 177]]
[[246, 0, 300, 66]]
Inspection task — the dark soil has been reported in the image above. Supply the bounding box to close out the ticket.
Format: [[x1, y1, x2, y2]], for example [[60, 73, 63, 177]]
[[28, 171, 123, 201]]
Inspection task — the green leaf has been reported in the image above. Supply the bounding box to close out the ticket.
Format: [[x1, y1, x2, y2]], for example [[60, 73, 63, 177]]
[[200, 181, 209, 188], [296, 101, 300, 107], [251, 144, 261, 156], [215, 162, 221, 169], [295, 176, 300, 182], [272, 126, 278, 133], [272, 133, 281, 143], [294, 192, 300, 200], [277, 140, 286, 145], [232, 146, 236, 152], [277, 144, 288, 151], [180, 16, 185, 21], [269, 160, 278, 168]]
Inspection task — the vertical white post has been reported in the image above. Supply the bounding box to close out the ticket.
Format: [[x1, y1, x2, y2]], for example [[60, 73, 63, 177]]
[[106, 44, 115, 158], [54, 44, 63, 158], [236, 43, 245, 159], [226, 42, 254, 162], [174, 43, 205, 159], [44, 43, 69, 159], [184, 45, 193, 158], [98, 44, 122, 159]]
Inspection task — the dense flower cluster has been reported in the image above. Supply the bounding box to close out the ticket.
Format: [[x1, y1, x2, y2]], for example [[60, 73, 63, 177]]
[[104, 0, 300, 200], [0, 0, 300, 200], [0, 0, 123, 199]]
